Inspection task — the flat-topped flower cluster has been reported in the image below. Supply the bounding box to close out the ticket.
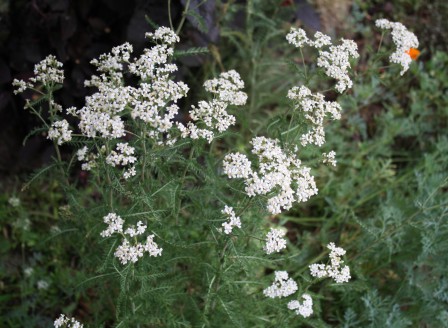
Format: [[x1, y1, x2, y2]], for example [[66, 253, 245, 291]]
[[286, 28, 359, 93], [309, 242, 351, 283], [100, 213, 162, 265], [54, 314, 83, 328], [375, 19, 419, 75], [223, 136, 318, 215], [177, 70, 247, 143]]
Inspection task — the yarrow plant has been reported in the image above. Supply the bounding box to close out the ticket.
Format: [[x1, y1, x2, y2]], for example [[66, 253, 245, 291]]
[[11, 10, 420, 325], [375, 18, 420, 75]]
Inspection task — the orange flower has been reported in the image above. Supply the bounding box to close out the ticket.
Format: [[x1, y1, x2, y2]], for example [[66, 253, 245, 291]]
[[406, 48, 420, 60]]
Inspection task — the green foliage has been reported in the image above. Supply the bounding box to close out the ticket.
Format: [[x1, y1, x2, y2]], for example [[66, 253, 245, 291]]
[[2, 1, 448, 327]]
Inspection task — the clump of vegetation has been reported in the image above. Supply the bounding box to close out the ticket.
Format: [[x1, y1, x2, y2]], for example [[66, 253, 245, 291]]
[[1, 1, 447, 327]]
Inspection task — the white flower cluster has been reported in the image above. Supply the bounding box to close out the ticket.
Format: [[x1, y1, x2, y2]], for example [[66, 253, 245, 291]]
[[375, 19, 419, 75], [47, 119, 72, 145], [8, 197, 20, 207], [76, 146, 97, 171], [74, 26, 189, 176], [286, 28, 359, 93], [309, 242, 351, 283], [223, 136, 318, 215], [54, 314, 83, 328], [145, 26, 180, 45], [177, 70, 247, 143], [105, 143, 137, 179], [263, 228, 287, 254], [221, 205, 241, 234], [13, 55, 64, 95], [100, 213, 162, 265], [287, 86, 341, 147], [37, 279, 50, 290], [263, 271, 298, 298], [287, 294, 313, 318], [322, 150, 337, 166]]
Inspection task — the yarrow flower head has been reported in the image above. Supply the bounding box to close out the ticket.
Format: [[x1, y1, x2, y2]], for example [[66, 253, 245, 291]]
[[146, 26, 180, 45], [322, 151, 337, 166], [8, 197, 20, 207], [105, 143, 137, 179], [223, 136, 318, 214], [12, 55, 64, 93], [263, 271, 298, 298], [375, 18, 419, 75], [100, 213, 162, 265], [54, 314, 83, 328], [286, 28, 359, 93], [47, 119, 72, 145], [221, 205, 241, 234], [177, 70, 247, 143], [288, 294, 313, 318], [288, 86, 342, 147], [309, 242, 351, 283], [263, 228, 287, 254]]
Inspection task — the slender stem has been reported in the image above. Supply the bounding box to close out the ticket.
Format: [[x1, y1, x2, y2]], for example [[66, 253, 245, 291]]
[[141, 124, 147, 180], [176, 0, 192, 35], [168, 0, 174, 30], [176, 146, 195, 224], [26, 104, 49, 129], [299, 48, 308, 81], [377, 32, 385, 53]]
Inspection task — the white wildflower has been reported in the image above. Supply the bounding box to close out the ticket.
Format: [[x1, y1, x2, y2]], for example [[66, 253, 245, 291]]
[[47, 119, 72, 145], [101, 213, 162, 265], [288, 86, 341, 147], [316, 39, 359, 93], [288, 294, 313, 318], [24, 267, 34, 277], [221, 205, 241, 234], [125, 221, 147, 237], [322, 151, 337, 166], [123, 166, 136, 179], [179, 70, 247, 143], [37, 280, 50, 290], [12, 79, 32, 94], [263, 271, 298, 298], [222, 153, 253, 179], [263, 228, 287, 254], [286, 29, 358, 92], [8, 197, 20, 207], [76, 146, 88, 161], [145, 26, 180, 45], [309, 242, 351, 283], [106, 143, 137, 167], [312, 31, 332, 48], [224, 137, 318, 215], [54, 314, 84, 328], [31, 55, 64, 85], [286, 27, 309, 48], [375, 18, 419, 75], [100, 213, 124, 237]]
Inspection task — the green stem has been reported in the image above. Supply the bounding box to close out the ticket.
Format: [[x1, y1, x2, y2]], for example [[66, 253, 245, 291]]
[[176, 0, 191, 35], [168, 0, 174, 30]]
